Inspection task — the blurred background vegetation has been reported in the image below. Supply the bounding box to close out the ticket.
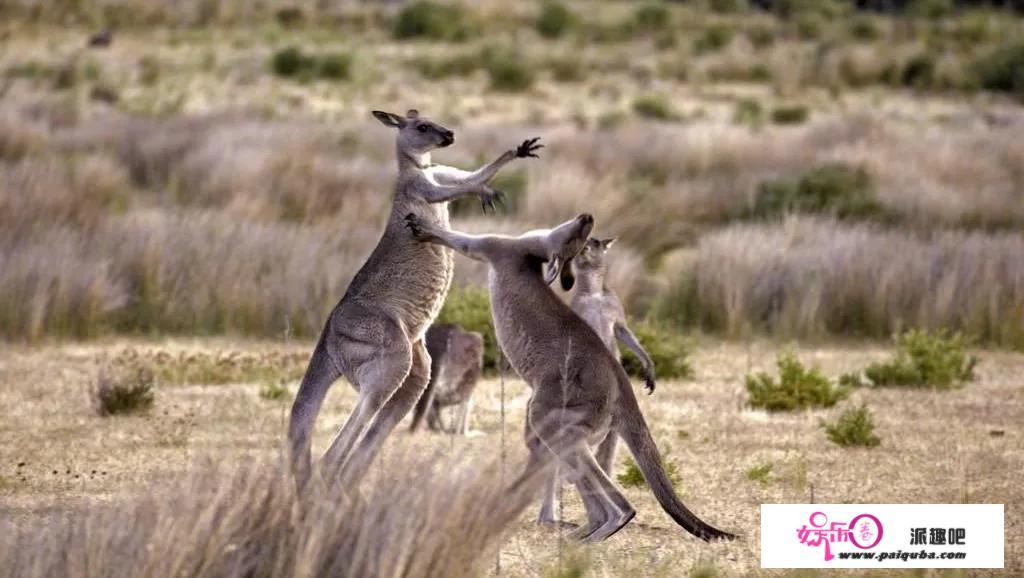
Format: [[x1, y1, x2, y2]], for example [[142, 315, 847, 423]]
[[1, 0, 1022, 349]]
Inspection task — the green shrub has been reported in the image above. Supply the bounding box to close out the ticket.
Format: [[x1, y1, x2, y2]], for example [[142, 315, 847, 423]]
[[138, 55, 161, 86], [271, 46, 313, 77], [909, 0, 953, 20], [708, 0, 747, 14], [633, 94, 677, 121], [901, 54, 935, 89], [838, 372, 865, 388], [270, 47, 351, 81], [633, 3, 670, 33], [745, 353, 849, 411], [259, 380, 290, 401], [536, 1, 573, 39], [547, 57, 584, 82], [746, 24, 776, 48], [821, 405, 880, 447], [485, 50, 534, 92], [414, 52, 482, 79], [618, 452, 681, 490], [770, 104, 809, 125], [437, 286, 500, 373], [694, 25, 734, 54], [864, 329, 978, 389], [745, 462, 772, 487], [795, 14, 824, 40], [971, 42, 1024, 101], [393, 1, 470, 41], [620, 321, 694, 380], [733, 98, 764, 127], [94, 366, 155, 416], [753, 164, 882, 220], [275, 6, 305, 26], [317, 52, 352, 80], [848, 16, 881, 41]]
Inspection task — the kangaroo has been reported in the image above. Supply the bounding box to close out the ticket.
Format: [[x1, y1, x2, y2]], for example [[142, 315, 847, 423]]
[[537, 236, 657, 525], [410, 323, 484, 434], [405, 213, 735, 542], [287, 109, 542, 487]]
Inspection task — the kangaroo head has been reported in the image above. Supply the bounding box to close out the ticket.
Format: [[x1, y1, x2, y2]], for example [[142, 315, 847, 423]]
[[372, 109, 454, 155], [574, 237, 616, 277], [543, 213, 594, 291]]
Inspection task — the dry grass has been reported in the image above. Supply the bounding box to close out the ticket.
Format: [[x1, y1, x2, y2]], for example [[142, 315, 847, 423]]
[[0, 338, 1020, 576], [687, 218, 1024, 347]]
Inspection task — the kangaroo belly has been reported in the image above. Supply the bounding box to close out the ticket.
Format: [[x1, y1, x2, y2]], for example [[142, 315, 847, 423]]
[[342, 204, 453, 342]]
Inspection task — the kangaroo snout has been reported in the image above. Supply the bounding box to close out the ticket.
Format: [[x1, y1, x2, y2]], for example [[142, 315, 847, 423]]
[[440, 130, 455, 147]]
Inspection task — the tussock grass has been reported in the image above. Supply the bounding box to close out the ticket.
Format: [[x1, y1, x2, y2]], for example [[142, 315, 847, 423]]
[[93, 365, 155, 416], [863, 329, 978, 389], [821, 405, 881, 448], [0, 455, 545, 578], [745, 352, 849, 411], [106, 347, 309, 386]]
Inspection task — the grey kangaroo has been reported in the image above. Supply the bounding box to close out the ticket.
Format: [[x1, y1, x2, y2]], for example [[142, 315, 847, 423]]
[[537, 236, 657, 525], [409, 323, 484, 434], [405, 212, 735, 542], [287, 109, 542, 486]]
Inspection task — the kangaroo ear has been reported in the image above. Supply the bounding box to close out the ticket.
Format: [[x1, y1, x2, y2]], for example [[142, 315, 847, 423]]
[[372, 110, 406, 128], [559, 257, 576, 291], [544, 256, 561, 286], [601, 237, 617, 249]]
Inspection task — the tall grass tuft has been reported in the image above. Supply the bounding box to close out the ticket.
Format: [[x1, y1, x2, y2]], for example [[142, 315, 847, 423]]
[[864, 329, 978, 389], [0, 454, 547, 578]]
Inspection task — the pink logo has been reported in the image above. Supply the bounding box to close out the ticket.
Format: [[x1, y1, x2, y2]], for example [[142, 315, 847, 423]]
[[796, 511, 884, 561]]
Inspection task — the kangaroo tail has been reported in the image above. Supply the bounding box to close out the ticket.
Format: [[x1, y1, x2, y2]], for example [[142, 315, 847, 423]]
[[614, 370, 737, 541], [287, 328, 341, 486]]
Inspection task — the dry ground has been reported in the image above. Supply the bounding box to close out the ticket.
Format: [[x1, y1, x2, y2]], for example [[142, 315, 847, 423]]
[[0, 338, 1020, 576]]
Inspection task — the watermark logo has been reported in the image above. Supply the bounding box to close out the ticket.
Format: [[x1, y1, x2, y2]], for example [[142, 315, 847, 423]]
[[796, 511, 883, 561]]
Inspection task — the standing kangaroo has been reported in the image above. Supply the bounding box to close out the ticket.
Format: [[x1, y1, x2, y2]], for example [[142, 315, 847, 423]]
[[287, 109, 542, 486], [537, 236, 657, 525], [405, 213, 735, 542]]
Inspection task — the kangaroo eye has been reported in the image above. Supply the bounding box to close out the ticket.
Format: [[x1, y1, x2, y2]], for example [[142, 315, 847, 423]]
[[417, 125, 429, 133]]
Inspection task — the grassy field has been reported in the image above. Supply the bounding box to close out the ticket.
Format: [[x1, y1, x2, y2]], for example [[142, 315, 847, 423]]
[[1, 338, 1020, 575]]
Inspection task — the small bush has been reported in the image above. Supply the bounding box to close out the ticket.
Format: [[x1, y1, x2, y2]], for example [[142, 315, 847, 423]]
[[485, 50, 534, 92], [838, 372, 865, 388], [770, 104, 809, 125], [633, 94, 677, 121], [138, 55, 160, 86], [275, 6, 304, 26], [317, 52, 352, 80], [393, 1, 470, 42], [746, 25, 775, 48], [547, 57, 584, 82], [864, 329, 978, 389], [94, 366, 155, 416], [745, 462, 772, 487], [260, 380, 290, 401], [709, 0, 747, 14], [733, 98, 764, 127], [271, 46, 313, 77], [909, 0, 953, 20], [901, 54, 935, 89], [271, 47, 351, 81], [694, 25, 734, 54], [821, 405, 880, 447], [849, 16, 880, 41], [437, 286, 499, 372], [633, 3, 670, 33], [536, 1, 573, 39], [618, 452, 681, 490], [794, 14, 824, 40], [753, 164, 882, 220], [970, 42, 1024, 101], [745, 353, 849, 411], [620, 321, 694, 380]]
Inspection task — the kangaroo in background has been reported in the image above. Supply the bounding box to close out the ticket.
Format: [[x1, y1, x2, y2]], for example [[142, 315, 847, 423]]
[[287, 109, 542, 487], [410, 323, 484, 435], [405, 212, 735, 542], [537, 235, 657, 525]]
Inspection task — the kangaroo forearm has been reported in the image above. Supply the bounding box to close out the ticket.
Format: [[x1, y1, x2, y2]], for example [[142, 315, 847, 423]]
[[423, 228, 493, 262], [463, 150, 515, 186], [617, 325, 655, 374]]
